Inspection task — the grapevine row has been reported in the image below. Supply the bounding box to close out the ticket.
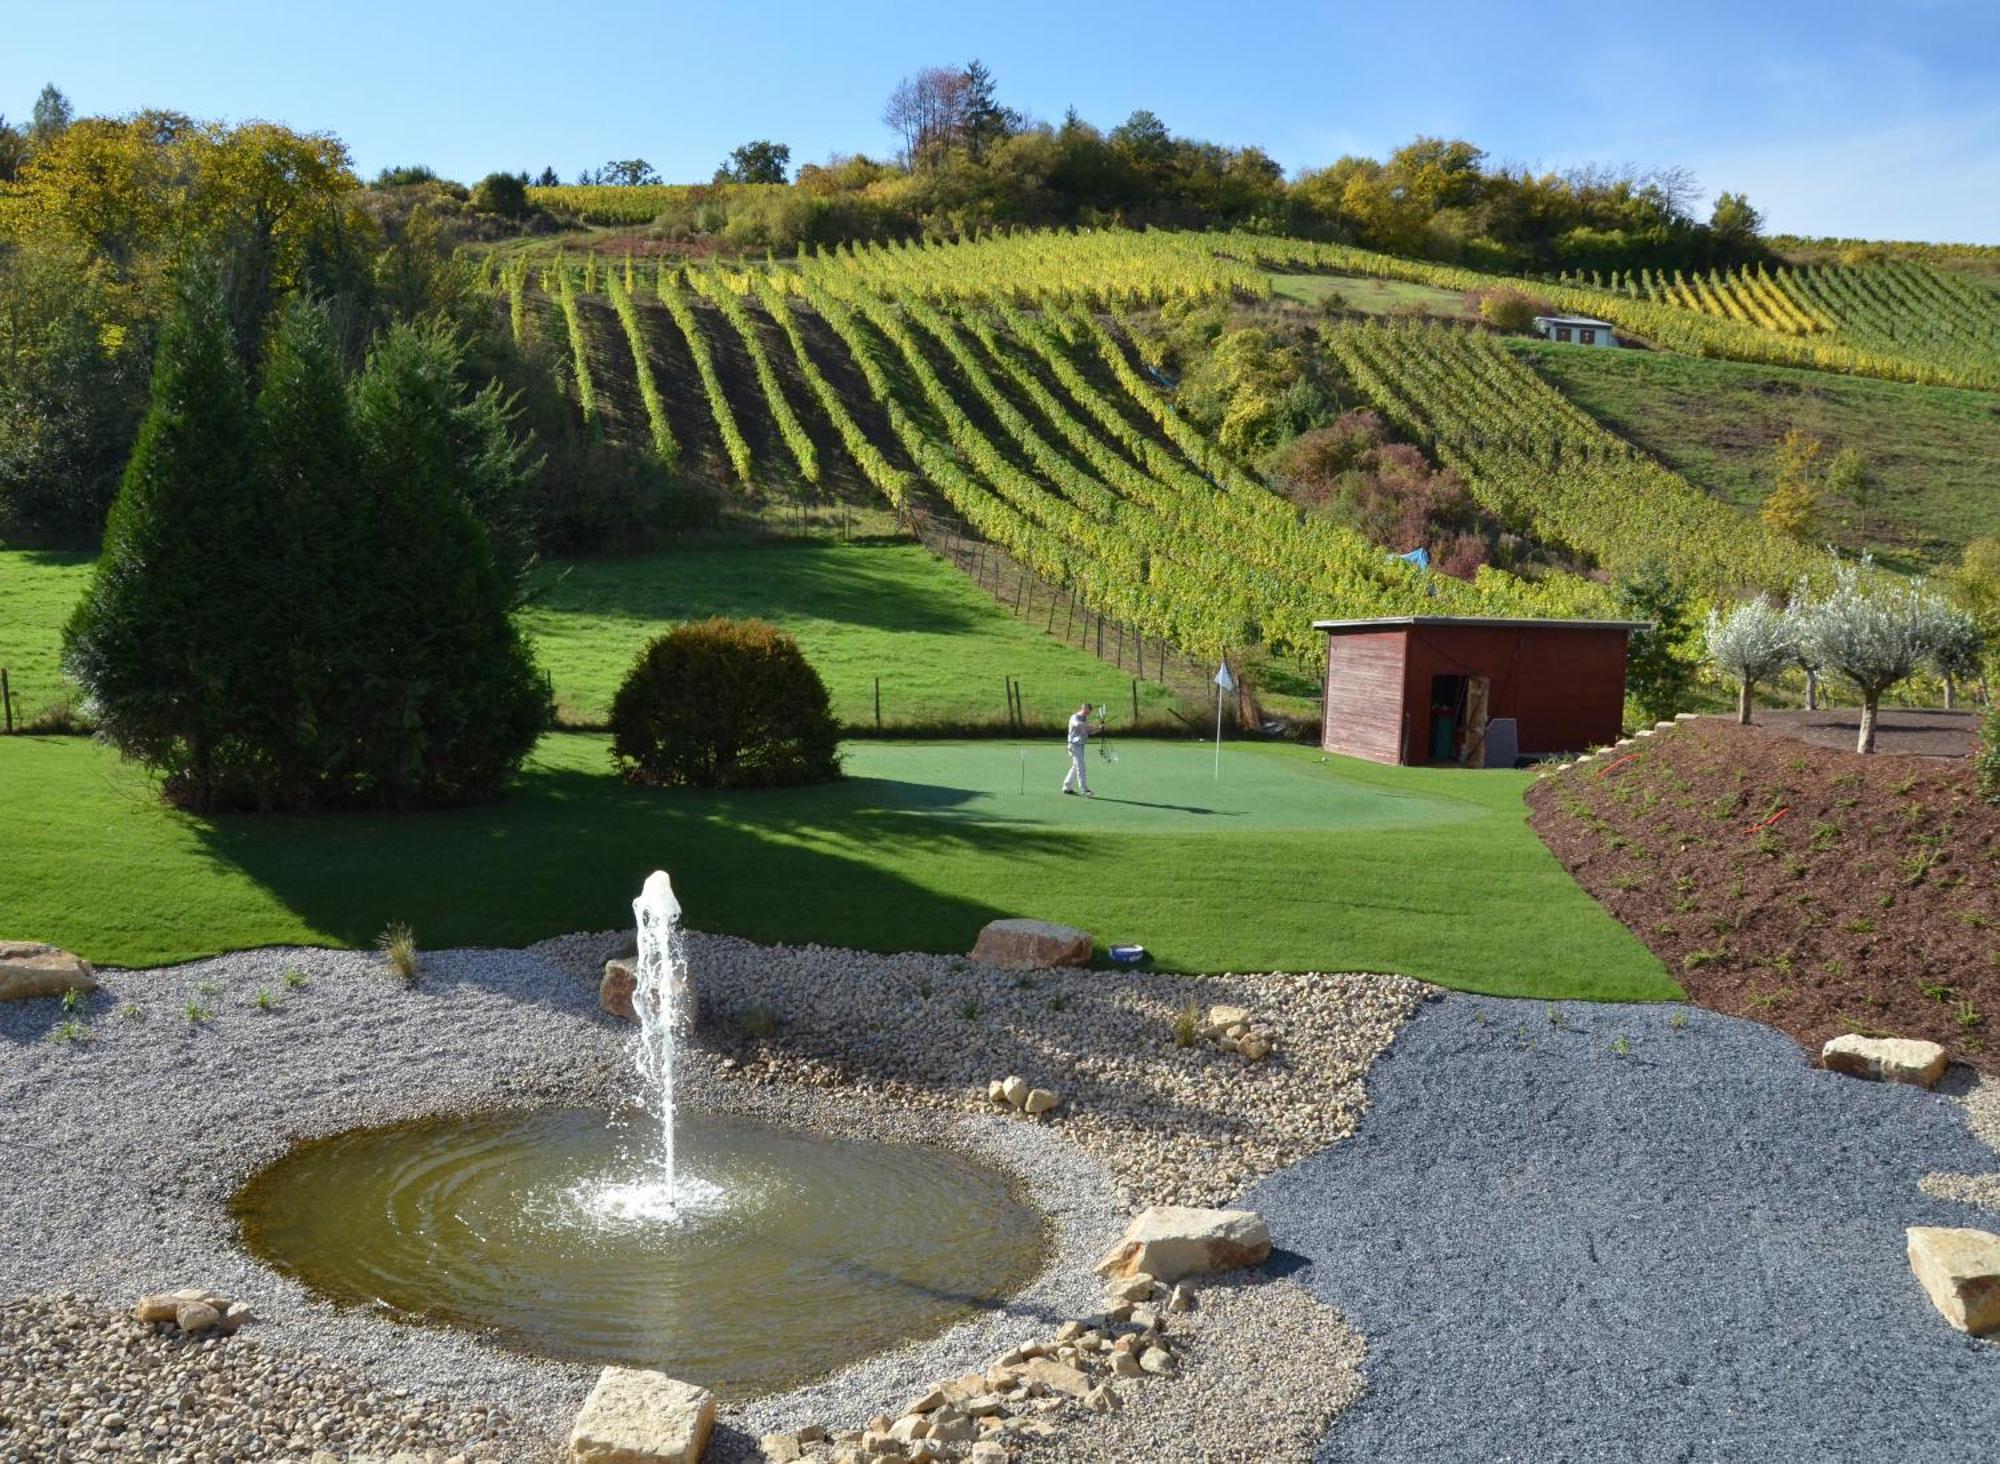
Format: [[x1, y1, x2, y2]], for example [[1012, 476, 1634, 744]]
[[657, 270, 753, 489], [604, 272, 678, 466], [690, 269, 819, 485]]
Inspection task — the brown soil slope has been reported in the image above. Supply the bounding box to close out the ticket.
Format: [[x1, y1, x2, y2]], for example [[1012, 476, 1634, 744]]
[[1528, 720, 1999, 1069]]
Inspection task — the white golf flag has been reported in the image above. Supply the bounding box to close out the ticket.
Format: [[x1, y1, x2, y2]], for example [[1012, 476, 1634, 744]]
[[1214, 661, 1236, 693]]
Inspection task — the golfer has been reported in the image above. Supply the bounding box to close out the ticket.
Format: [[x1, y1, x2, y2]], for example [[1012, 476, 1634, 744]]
[[1061, 702, 1095, 796]]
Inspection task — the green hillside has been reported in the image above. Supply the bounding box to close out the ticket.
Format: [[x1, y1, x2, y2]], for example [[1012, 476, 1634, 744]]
[[1512, 341, 2000, 569]]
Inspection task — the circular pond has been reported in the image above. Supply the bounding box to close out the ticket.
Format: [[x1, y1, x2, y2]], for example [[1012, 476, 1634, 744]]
[[233, 1108, 1045, 1398]]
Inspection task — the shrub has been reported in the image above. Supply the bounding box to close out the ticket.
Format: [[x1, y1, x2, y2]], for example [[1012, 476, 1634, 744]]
[[377, 921, 419, 983], [1474, 287, 1546, 333], [470, 172, 529, 218], [610, 619, 841, 789]]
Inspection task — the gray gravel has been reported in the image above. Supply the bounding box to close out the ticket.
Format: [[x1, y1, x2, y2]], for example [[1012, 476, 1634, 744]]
[[6, 929, 1419, 1461], [1243, 994, 2000, 1464]]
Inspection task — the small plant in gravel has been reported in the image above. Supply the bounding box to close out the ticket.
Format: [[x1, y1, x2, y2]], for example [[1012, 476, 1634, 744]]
[[281, 965, 310, 989], [1048, 992, 1068, 1013], [1473, 1006, 1489, 1027], [1669, 1008, 1689, 1030], [1809, 822, 1840, 852], [1844, 916, 1878, 934], [196, 980, 219, 997], [377, 921, 419, 982], [184, 1001, 212, 1025], [1173, 1000, 1201, 1047], [956, 997, 980, 1022], [1612, 873, 1645, 893], [915, 977, 932, 999], [253, 987, 278, 1011], [60, 986, 84, 1014], [736, 1001, 780, 1038], [1919, 980, 1957, 1004], [1684, 947, 1723, 970], [1611, 1035, 1632, 1058], [1956, 1000, 1985, 1029], [118, 1002, 143, 1022], [46, 1018, 89, 1044], [1546, 1003, 1565, 1029]]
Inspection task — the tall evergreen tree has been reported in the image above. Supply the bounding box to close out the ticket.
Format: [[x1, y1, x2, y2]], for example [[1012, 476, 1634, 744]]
[[347, 322, 548, 805], [250, 294, 368, 804], [63, 269, 263, 806]]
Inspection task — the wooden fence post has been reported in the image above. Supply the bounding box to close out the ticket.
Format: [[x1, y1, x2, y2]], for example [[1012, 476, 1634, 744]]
[[874, 676, 881, 730], [1, 669, 11, 735], [1131, 679, 1139, 724]]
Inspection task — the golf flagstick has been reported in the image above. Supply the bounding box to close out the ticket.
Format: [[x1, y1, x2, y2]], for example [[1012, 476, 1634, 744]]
[[1213, 659, 1235, 779]]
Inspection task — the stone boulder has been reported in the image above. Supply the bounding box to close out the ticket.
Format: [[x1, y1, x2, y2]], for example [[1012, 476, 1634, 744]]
[[600, 960, 697, 1027], [1907, 1226, 2000, 1336], [0, 941, 96, 1003], [969, 919, 1092, 969], [1822, 1034, 1949, 1089], [1096, 1205, 1272, 1284], [569, 1367, 716, 1463]]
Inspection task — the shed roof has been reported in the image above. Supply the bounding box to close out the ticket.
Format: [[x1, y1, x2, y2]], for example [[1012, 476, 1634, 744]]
[[1533, 315, 1616, 329], [1314, 615, 1652, 634]]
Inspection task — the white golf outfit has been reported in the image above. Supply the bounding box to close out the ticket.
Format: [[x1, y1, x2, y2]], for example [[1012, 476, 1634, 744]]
[[1062, 710, 1091, 794]]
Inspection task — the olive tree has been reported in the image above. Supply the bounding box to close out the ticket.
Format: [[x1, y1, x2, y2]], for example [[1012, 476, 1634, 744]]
[[1705, 596, 1796, 724], [1928, 605, 1986, 710], [1793, 559, 1953, 753]]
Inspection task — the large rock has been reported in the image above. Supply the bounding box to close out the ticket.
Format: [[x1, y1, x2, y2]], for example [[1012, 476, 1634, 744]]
[[600, 960, 697, 1027], [1096, 1205, 1272, 1283], [969, 919, 1092, 969], [601, 960, 639, 1020], [1822, 1034, 1948, 1089], [569, 1367, 716, 1463], [1907, 1227, 2000, 1336], [0, 941, 96, 1003]]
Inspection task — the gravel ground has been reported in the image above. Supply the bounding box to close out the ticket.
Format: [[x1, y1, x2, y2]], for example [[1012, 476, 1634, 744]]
[[0, 930, 1415, 1461], [1920, 1068, 2000, 1213], [1244, 994, 2000, 1463], [1013, 1275, 1365, 1464]]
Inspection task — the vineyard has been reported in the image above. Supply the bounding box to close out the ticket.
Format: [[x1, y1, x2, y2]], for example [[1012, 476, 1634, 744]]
[[1323, 320, 1818, 595], [1228, 234, 2000, 391], [1558, 259, 2000, 376], [487, 224, 1978, 675]]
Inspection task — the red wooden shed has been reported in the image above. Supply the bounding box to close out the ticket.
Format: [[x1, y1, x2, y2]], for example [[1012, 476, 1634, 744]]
[[1314, 616, 1649, 767]]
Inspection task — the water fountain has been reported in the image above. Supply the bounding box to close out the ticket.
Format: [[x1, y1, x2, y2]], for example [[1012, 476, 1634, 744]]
[[231, 872, 1044, 1397]]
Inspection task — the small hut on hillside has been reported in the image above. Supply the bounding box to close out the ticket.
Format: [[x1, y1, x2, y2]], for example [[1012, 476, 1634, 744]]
[[1314, 616, 1649, 767]]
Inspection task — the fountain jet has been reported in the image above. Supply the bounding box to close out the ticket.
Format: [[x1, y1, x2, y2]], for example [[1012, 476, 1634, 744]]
[[632, 870, 685, 1212]]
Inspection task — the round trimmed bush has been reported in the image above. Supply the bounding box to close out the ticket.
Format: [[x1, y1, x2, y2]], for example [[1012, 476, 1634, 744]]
[[610, 619, 841, 789], [470, 172, 529, 218]]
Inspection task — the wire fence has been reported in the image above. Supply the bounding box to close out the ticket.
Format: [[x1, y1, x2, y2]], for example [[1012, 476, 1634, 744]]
[[900, 504, 1267, 729]]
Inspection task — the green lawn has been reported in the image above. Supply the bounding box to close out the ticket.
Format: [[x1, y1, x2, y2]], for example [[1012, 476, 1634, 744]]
[[522, 541, 1181, 727], [0, 732, 1674, 1001], [1, 541, 1182, 732], [0, 549, 93, 721], [1269, 272, 1476, 320], [1511, 339, 2000, 570]]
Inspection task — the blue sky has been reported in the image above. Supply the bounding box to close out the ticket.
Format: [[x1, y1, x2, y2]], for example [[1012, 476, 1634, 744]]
[[6, 0, 1996, 240]]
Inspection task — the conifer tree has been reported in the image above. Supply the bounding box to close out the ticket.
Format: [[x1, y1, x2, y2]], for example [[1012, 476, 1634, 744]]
[[63, 268, 263, 807]]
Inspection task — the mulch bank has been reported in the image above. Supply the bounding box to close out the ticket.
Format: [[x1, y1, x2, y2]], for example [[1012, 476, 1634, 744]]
[[1738, 706, 1981, 759], [1527, 719, 1999, 1070]]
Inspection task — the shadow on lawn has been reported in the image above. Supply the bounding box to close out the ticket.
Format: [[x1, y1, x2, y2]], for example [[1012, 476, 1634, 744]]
[[182, 760, 1076, 983], [528, 539, 1007, 638]]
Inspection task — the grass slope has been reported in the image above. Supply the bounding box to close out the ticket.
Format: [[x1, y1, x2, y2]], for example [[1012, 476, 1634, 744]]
[[1, 540, 1180, 732], [1512, 340, 2000, 569], [0, 733, 1672, 1001], [528, 540, 1181, 727], [0, 549, 93, 720]]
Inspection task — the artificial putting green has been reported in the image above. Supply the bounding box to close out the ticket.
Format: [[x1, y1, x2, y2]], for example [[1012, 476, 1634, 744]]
[[0, 732, 1675, 1001]]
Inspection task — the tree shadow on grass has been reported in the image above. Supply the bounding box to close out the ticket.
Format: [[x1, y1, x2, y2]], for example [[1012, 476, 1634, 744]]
[[182, 760, 1077, 996], [527, 539, 1008, 639]]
